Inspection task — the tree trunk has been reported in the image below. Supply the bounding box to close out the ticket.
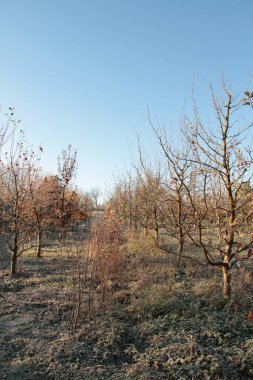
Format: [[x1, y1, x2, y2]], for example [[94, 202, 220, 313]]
[[36, 229, 42, 258], [143, 225, 148, 236], [154, 227, 159, 245], [176, 193, 184, 267], [154, 205, 159, 245], [222, 266, 231, 299], [134, 204, 138, 230], [11, 250, 17, 276], [176, 238, 184, 267]]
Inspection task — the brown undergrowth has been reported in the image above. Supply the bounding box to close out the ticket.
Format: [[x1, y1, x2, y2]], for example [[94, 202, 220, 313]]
[[0, 226, 253, 379]]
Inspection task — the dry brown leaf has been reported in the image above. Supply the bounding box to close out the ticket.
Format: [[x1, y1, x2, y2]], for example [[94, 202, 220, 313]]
[[246, 311, 253, 322]]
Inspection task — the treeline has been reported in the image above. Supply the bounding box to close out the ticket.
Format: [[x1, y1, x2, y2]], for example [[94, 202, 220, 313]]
[[108, 85, 253, 299], [0, 108, 100, 275]]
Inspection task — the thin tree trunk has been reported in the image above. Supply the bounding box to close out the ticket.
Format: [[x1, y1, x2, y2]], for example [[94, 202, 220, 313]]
[[176, 238, 184, 267], [222, 265, 231, 299], [129, 182, 133, 229], [154, 227, 159, 245], [134, 202, 138, 230], [36, 229, 42, 258], [143, 225, 148, 236], [176, 192, 184, 266], [154, 205, 159, 245], [11, 249, 17, 276]]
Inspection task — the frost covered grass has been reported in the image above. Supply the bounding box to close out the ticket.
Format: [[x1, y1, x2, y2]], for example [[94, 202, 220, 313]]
[[0, 234, 253, 379]]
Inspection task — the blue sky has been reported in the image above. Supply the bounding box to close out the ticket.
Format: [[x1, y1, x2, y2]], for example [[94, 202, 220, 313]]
[[0, 0, 253, 192]]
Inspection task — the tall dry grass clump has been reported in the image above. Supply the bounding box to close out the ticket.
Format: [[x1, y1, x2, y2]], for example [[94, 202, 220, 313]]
[[89, 209, 125, 305], [62, 209, 125, 333]]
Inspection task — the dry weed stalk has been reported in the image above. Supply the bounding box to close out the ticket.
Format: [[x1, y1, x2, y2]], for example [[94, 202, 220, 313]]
[[61, 210, 124, 333], [89, 209, 124, 306], [61, 232, 90, 334]]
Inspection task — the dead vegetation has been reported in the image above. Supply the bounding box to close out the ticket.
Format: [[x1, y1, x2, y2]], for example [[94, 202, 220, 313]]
[[0, 224, 253, 380]]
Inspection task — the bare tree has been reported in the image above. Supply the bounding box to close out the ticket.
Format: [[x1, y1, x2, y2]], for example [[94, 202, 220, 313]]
[[89, 187, 102, 210], [108, 174, 137, 229], [138, 111, 200, 266], [0, 131, 41, 275], [28, 172, 57, 258], [134, 159, 163, 244], [179, 84, 253, 298], [56, 145, 77, 233], [0, 106, 18, 154]]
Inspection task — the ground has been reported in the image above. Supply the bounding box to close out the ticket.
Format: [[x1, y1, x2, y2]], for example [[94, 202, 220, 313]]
[[0, 235, 253, 379]]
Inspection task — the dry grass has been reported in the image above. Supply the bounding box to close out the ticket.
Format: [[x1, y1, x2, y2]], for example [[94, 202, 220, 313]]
[[0, 228, 253, 379]]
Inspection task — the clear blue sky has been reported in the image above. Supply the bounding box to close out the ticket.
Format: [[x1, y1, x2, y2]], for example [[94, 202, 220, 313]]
[[0, 0, 252, 192]]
